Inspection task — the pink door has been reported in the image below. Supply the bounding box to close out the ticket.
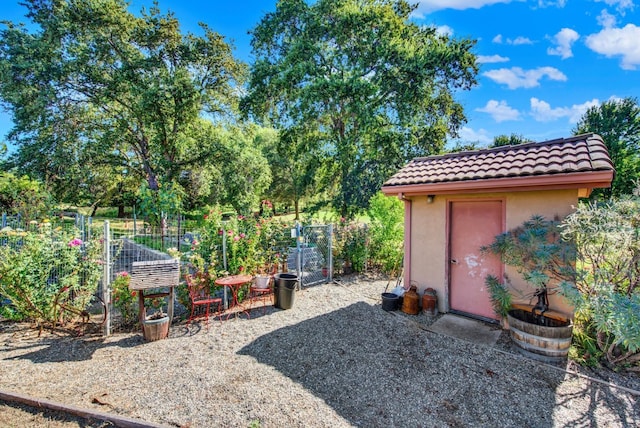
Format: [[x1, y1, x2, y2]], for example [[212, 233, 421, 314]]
[[449, 200, 503, 320]]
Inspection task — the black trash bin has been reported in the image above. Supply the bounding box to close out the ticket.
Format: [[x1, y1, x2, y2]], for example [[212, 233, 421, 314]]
[[275, 273, 298, 310]]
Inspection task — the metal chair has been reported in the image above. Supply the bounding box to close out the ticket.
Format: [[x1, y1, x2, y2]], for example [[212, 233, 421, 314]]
[[249, 275, 273, 315], [185, 273, 223, 328]]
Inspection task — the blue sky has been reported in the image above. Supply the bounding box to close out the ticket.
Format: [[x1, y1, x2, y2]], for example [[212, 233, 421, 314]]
[[1, 0, 639, 149]]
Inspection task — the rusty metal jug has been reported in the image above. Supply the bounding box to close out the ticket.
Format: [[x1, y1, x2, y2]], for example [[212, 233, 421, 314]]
[[422, 288, 438, 317], [401, 284, 420, 315]]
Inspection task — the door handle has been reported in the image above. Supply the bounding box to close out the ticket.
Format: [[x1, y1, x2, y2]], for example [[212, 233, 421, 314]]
[[450, 259, 458, 264]]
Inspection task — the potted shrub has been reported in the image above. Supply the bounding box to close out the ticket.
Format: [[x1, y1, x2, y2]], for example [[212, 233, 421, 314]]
[[481, 215, 575, 362]]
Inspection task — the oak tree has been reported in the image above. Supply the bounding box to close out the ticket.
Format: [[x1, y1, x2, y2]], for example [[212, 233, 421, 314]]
[[573, 97, 640, 199], [242, 0, 478, 217], [0, 0, 246, 207]]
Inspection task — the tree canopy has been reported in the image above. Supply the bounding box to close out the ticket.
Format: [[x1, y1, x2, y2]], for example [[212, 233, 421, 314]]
[[490, 134, 532, 148], [0, 171, 52, 220], [0, 0, 246, 209], [242, 0, 478, 217], [573, 97, 640, 199]]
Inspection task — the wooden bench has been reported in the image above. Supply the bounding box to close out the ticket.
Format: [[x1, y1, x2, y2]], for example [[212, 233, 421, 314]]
[[129, 259, 180, 338]]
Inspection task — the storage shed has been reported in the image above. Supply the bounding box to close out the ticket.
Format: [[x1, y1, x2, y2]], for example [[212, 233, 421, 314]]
[[381, 133, 614, 321]]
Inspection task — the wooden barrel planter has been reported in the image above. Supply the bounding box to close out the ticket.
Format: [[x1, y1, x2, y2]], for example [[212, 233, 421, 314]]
[[507, 308, 573, 363], [142, 315, 170, 341]]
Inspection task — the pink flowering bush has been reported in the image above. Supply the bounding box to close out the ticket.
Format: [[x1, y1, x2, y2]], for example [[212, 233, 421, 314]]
[[195, 206, 292, 276], [111, 271, 138, 327], [333, 219, 369, 273], [68, 238, 83, 247], [0, 222, 102, 328]]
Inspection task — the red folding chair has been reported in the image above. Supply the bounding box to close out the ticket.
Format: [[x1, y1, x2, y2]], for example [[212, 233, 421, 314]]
[[185, 273, 223, 328], [249, 275, 274, 315]]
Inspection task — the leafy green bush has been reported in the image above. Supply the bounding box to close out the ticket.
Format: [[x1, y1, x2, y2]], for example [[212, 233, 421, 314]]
[[480, 215, 576, 322], [367, 192, 403, 274], [561, 198, 640, 368], [484, 274, 512, 319], [0, 172, 52, 221], [333, 220, 369, 273], [111, 271, 138, 327], [0, 222, 102, 328], [192, 206, 293, 277], [136, 183, 184, 227], [482, 215, 576, 294]]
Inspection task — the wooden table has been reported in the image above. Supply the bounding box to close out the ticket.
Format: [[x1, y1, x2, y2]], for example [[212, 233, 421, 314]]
[[214, 274, 254, 319]]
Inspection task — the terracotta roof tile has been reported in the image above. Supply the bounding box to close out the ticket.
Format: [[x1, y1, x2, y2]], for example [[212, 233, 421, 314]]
[[382, 133, 614, 188]]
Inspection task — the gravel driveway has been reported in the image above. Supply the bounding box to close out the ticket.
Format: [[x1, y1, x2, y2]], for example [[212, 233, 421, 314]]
[[1, 275, 638, 427]]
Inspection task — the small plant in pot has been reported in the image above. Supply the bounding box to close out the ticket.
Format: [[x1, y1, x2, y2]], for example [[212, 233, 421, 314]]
[[481, 215, 576, 362], [142, 297, 170, 341]]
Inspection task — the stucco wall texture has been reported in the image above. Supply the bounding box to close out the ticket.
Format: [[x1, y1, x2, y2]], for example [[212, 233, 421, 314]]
[[407, 189, 577, 318]]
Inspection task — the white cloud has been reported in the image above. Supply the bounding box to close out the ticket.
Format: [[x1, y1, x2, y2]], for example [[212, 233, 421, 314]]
[[585, 24, 640, 70], [476, 100, 521, 122], [567, 99, 601, 123], [594, 0, 634, 13], [457, 127, 493, 145], [538, 0, 567, 6], [411, 0, 519, 17], [512, 36, 534, 45], [436, 25, 454, 36], [529, 98, 600, 123], [492, 34, 534, 45], [530, 98, 571, 121], [483, 66, 567, 89], [547, 28, 579, 59], [597, 9, 617, 28], [477, 54, 510, 63]]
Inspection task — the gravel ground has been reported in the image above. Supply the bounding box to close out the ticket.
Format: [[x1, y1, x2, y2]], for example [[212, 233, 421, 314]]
[[1, 274, 638, 428]]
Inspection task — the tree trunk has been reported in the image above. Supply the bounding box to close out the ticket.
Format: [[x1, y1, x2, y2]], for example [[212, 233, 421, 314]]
[[139, 136, 159, 191], [145, 168, 159, 191], [117, 204, 126, 218], [294, 199, 300, 220]]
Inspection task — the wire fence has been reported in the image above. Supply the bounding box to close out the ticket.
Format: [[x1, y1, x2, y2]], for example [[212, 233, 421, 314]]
[[1, 212, 336, 335]]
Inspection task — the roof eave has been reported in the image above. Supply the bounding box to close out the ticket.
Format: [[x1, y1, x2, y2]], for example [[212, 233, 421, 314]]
[[381, 170, 614, 197]]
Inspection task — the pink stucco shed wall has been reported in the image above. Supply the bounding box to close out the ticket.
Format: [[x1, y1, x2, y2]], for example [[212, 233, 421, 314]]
[[404, 189, 578, 319]]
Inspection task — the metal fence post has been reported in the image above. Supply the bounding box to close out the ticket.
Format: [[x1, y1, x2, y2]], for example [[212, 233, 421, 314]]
[[296, 222, 302, 289], [102, 221, 111, 337], [222, 225, 228, 271], [222, 224, 228, 309], [328, 224, 333, 282]]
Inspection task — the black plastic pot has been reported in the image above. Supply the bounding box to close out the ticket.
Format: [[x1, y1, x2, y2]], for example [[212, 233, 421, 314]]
[[381, 292, 400, 311]]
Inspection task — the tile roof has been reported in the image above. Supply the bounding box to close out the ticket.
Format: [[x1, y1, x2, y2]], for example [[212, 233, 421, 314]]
[[382, 133, 614, 188]]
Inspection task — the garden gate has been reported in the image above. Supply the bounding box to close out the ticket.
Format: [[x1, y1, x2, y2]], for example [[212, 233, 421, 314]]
[[293, 224, 333, 287]]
